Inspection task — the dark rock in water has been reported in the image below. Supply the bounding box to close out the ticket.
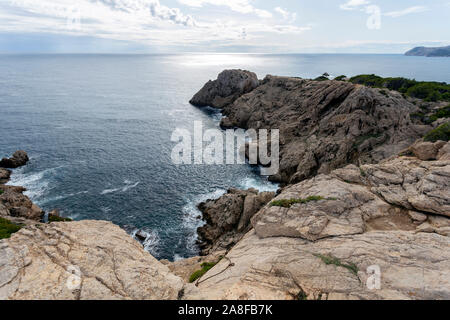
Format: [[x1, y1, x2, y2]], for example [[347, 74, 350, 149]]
[[190, 69, 259, 109], [0, 150, 29, 169], [405, 46, 450, 57], [197, 188, 275, 256], [135, 229, 148, 242]]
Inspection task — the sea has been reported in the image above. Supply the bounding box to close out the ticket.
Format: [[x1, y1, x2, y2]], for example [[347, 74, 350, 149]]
[[1, 53, 449, 260]]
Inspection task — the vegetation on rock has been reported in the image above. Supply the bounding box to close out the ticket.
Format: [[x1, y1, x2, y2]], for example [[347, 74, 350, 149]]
[[0, 217, 22, 239], [189, 260, 220, 283], [423, 122, 450, 142], [313, 253, 359, 276], [349, 74, 450, 102]]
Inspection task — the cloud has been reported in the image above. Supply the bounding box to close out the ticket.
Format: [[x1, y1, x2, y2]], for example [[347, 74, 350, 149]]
[[0, 0, 311, 49], [384, 6, 428, 18], [339, 0, 370, 11], [178, 0, 272, 18], [274, 7, 297, 22]]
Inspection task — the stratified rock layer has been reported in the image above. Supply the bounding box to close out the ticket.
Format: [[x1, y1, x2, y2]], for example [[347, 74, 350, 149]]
[[0, 220, 184, 300]]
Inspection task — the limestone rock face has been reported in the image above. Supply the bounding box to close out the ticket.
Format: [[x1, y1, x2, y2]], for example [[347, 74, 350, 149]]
[[185, 230, 450, 300], [190, 70, 259, 109], [197, 188, 275, 255], [0, 151, 29, 169], [0, 220, 184, 300]]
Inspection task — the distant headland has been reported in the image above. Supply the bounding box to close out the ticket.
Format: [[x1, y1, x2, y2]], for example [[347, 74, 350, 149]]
[[405, 46, 450, 57]]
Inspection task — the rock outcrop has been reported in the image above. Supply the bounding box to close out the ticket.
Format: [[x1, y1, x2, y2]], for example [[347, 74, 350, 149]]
[[0, 220, 185, 300], [1, 151, 44, 223], [184, 141, 450, 300], [197, 188, 275, 255], [0, 151, 29, 169], [192, 72, 429, 185], [190, 70, 259, 109]]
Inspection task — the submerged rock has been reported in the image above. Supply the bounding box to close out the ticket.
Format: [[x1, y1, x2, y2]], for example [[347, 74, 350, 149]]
[[0, 151, 29, 169]]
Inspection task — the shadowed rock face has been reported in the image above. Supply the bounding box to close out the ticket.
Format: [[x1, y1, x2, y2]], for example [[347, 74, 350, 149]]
[[190, 69, 259, 109], [192, 72, 430, 184], [197, 188, 275, 256]]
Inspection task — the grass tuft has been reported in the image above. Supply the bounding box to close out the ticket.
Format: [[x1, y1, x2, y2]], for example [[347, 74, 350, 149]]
[[189, 260, 220, 283]]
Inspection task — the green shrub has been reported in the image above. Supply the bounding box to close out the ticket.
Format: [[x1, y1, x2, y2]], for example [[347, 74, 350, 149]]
[[189, 261, 219, 283], [334, 75, 347, 81], [0, 217, 22, 239], [314, 76, 329, 81], [270, 196, 337, 208], [349, 74, 450, 102], [423, 122, 450, 142], [429, 105, 450, 122], [313, 253, 359, 276], [0, 189, 3, 195]]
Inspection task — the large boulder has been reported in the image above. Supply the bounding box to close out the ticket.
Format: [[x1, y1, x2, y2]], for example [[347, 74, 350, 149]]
[[0, 221, 185, 300], [190, 70, 259, 109], [0, 151, 29, 169]]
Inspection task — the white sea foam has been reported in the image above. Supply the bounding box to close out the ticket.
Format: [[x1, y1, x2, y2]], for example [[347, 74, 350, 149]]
[[238, 177, 279, 192], [131, 228, 161, 256], [101, 181, 140, 195], [181, 188, 226, 254], [6, 166, 62, 204]]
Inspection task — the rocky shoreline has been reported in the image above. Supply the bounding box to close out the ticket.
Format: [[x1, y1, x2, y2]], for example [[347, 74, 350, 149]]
[[1, 70, 449, 300]]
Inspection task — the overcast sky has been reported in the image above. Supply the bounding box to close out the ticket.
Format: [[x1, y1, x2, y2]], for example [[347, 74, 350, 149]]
[[0, 0, 449, 53]]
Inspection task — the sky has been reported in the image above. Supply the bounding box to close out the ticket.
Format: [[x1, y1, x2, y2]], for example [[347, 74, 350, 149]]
[[0, 0, 449, 53]]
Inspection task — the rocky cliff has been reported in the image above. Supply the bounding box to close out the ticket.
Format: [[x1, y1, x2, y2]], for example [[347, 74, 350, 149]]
[[192, 71, 430, 185], [1, 71, 449, 300]]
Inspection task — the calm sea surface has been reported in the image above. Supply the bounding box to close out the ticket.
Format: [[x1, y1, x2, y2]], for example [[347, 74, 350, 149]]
[[1, 54, 449, 260]]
